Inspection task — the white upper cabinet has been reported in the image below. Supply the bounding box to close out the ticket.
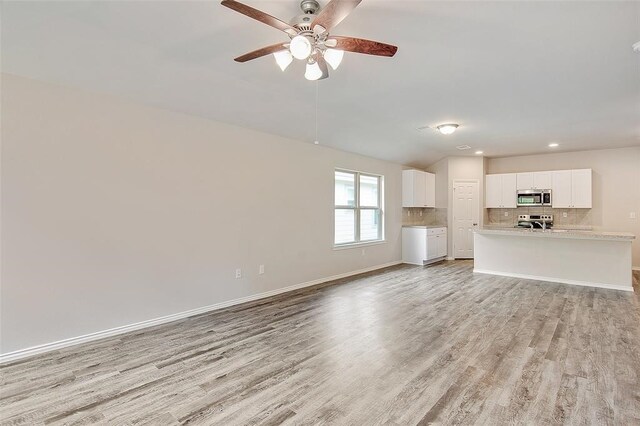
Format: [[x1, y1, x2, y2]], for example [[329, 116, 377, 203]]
[[485, 174, 502, 208], [486, 173, 517, 208], [516, 173, 534, 190], [501, 174, 517, 208], [533, 172, 553, 190], [552, 170, 572, 208], [402, 170, 435, 208], [516, 171, 552, 190], [552, 169, 592, 208], [570, 169, 592, 208], [403, 170, 426, 207]]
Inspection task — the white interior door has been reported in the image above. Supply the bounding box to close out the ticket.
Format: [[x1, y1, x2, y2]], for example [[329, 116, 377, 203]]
[[453, 180, 480, 259]]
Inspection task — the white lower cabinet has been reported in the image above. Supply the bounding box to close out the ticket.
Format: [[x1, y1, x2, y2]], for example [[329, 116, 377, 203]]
[[427, 235, 439, 260], [402, 227, 448, 265], [437, 233, 448, 257]]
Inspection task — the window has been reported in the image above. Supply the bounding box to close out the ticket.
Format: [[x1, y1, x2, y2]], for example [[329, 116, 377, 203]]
[[334, 169, 384, 246]]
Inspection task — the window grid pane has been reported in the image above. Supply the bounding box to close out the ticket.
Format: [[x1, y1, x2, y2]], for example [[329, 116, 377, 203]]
[[334, 209, 356, 244], [359, 209, 381, 241], [335, 171, 356, 207], [359, 175, 379, 208]]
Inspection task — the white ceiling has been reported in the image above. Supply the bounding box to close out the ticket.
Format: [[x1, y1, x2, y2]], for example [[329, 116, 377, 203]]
[[2, 1, 639, 168]]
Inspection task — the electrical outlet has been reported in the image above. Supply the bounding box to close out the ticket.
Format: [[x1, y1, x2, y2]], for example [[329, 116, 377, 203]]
[[563, 212, 568, 218], [504, 211, 509, 217], [361, 249, 366, 256], [419, 210, 423, 217], [407, 210, 411, 217], [259, 265, 265, 274], [630, 212, 637, 219], [235, 269, 241, 279]]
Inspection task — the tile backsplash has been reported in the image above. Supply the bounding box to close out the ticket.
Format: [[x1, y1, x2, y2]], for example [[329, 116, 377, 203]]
[[487, 207, 592, 229], [402, 208, 447, 227]]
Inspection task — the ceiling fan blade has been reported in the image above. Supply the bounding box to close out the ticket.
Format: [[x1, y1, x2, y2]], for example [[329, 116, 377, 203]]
[[234, 43, 288, 62], [311, 0, 362, 33], [221, 0, 298, 36], [317, 55, 329, 80], [329, 36, 398, 57]]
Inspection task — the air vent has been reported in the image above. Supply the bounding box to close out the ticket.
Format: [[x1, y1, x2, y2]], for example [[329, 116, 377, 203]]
[[456, 145, 471, 150]]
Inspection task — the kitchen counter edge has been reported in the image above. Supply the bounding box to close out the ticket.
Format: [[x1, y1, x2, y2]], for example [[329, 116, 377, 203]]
[[475, 227, 635, 241]]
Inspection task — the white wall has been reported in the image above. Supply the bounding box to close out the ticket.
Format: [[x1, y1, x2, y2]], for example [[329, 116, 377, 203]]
[[487, 147, 640, 268], [0, 74, 403, 355], [427, 158, 449, 210]]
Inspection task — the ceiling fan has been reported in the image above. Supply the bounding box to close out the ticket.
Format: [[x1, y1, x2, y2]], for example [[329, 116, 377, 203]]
[[221, 0, 398, 80]]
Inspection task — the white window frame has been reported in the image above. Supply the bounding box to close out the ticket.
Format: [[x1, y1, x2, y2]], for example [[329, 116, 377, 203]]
[[334, 169, 385, 248]]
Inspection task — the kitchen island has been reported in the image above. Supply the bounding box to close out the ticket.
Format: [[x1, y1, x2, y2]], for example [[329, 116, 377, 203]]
[[474, 228, 636, 291]]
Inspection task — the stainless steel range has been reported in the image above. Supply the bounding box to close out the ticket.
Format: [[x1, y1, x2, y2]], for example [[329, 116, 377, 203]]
[[516, 214, 553, 230]]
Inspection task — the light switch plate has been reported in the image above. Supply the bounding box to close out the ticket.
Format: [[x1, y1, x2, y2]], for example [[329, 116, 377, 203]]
[[630, 212, 637, 219]]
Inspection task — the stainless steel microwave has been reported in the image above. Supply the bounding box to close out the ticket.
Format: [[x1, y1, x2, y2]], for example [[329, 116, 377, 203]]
[[517, 189, 552, 207]]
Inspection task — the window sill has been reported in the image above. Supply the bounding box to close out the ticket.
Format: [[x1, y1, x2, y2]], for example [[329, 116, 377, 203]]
[[333, 240, 387, 251]]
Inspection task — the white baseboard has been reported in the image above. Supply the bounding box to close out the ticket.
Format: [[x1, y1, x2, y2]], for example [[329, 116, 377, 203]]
[[473, 268, 634, 292], [0, 261, 402, 364], [633, 266, 640, 272]]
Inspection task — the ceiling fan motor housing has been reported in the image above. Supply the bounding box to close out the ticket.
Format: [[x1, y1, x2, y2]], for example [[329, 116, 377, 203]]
[[300, 0, 320, 14], [291, 0, 319, 31]]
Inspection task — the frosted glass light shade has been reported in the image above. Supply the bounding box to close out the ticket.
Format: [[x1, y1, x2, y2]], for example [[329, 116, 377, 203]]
[[436, 124, 459, 135], [324, 49, 344, 70], [305, 61, 322, 80], [273, 50, 293, 71], [290, 35, 312, 60]]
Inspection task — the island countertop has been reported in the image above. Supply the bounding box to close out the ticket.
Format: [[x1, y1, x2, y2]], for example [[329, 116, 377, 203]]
[[475, 227, 635, 242], [402, 225, 447, 229], [474, 227, 635, 291]]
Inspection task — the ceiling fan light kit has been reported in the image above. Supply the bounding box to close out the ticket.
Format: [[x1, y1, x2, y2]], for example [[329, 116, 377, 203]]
[[221, 0, 398, 81], [305, 61, 323, 80], [323, 48, 344, 70], [290, 35, 313, 60], [273, 50, 294, 71]]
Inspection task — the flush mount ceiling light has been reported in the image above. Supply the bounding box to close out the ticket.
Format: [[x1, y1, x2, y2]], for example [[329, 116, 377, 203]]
[[548, 143, 559, 148], [456, 145, 471, 150], [436, 124, 459, 135], [475, 150, 483, 155], [633, 41, 640, 53], [221, 0, 398, 81]]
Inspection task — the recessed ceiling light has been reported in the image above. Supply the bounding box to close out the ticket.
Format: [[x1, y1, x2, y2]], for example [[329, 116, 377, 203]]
[[548, 143, 559, 148], [475, 151, 483, 155], [634, 41, 640, 53], [436, 123, 459, 135]]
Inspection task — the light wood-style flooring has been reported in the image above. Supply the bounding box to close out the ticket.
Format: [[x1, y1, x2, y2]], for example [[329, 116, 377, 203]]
[[2, 261, 640, 425]]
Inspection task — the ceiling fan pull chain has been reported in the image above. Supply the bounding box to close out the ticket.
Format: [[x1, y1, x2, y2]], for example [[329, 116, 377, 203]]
[[314, 81, 319, 145]]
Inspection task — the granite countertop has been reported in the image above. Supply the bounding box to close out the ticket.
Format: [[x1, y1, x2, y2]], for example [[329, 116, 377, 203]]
[[475, 227, 635, 241], [402, 225, 447, 229]]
